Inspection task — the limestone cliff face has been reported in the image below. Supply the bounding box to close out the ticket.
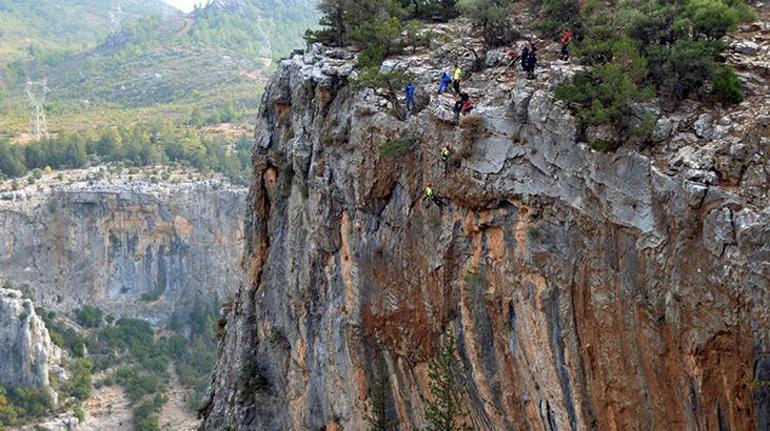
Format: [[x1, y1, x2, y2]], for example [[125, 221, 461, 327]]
[[0, 288, 62, 396], [0, 173, 246, 327], [203, 33, 770, 430]]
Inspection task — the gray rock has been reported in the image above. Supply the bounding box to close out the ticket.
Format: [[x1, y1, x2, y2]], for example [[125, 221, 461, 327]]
[[703, 208, 735, 257], [0, 176, 246, 329], [733, 41, 760, 55], [0, 288, 62, 399]]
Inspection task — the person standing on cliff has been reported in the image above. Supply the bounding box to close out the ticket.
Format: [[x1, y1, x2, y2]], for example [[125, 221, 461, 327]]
[[438, 71, 452, 94], [453, 92, 470, 122], [404, 82, 416, 115], [526, 49, 537, 80], [560, 30, 573, 61], [452, 64, 463, 94], [521, 45, 531, 73]]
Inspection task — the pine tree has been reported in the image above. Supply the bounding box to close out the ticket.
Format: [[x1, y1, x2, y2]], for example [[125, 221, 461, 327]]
[[458, 0, 518, 47], [424, 327, 473, 431], [366, 360, 399, 431], [306, 0, 347, 46]]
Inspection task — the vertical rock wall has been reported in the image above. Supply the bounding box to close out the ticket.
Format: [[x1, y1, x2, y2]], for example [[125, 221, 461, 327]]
[[203, 45, 770, 430], [0, 178, 246, 327]]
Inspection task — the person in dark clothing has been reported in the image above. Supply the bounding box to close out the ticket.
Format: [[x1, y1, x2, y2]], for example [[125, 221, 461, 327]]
[[526, 50, 537, 79], [453, 92, 470, 122], [521, 46, 531, 72]]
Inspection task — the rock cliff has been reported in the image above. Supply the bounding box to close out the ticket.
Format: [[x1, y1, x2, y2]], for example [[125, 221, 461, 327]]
[[203, 18, 770, 431], [0, 169, 247, 328], [0, 288, 63, 398]]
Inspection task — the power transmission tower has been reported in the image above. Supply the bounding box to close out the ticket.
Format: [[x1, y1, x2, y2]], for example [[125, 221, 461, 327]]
[[110, 5, 125, 35], [26, 79, 50, 140]]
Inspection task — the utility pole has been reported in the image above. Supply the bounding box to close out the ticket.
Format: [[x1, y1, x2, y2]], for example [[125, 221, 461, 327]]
[[25, 79, 50, 140]]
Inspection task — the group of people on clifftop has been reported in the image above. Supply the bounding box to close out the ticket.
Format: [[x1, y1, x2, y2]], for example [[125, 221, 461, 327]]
[[415, 31, 574, 206], [403, 30, 574, 123]]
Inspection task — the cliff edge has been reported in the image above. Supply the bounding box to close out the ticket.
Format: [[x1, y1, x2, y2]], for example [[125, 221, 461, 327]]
[[203, 16, 770, 431]]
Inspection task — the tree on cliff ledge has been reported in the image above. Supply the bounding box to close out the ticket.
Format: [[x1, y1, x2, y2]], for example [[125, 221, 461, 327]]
[[424, 327, 473, 431]]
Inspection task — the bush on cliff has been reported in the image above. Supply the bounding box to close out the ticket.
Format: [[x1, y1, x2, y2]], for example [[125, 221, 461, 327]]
[[711, 65, 744, 105], [379, 137, 417, 158], [239, 354, 270, 396], [554, 0, 750, 147], [74, 305, 104, 328], [354, 68, 415, 120], [459, 0, 519, 46]]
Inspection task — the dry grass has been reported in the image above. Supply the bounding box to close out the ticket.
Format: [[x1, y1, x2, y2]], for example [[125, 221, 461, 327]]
[[457, 114, 485, 159]]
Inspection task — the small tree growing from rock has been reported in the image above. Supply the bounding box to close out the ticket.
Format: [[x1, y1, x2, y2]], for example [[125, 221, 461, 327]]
[[424, 327, 473, 431], [366, 359, 399, 431]]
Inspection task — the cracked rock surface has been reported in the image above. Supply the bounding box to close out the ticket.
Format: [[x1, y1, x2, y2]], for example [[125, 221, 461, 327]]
[[203, 15, 770, 431]]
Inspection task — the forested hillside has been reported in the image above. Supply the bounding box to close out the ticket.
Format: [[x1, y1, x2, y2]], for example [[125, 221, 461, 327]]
[[0, 0, 318, 138], [0, 0, 179, 60]]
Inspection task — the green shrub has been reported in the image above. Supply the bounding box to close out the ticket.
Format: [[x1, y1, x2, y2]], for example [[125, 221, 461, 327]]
[[240, 354, 270, 396], [74, 305, 104, 328], [61, 358, 93, 401], [378, 138, 417, 159], [114, 366, 166, 402], [73, 405, 85, 422], [133, 394, 165, 431], [646, 39, 719, 100], [711, 65, 744, 105], [268, 327, 285, 348], [537, 0, 582, 37], [556, 40, 654, 147], [8, 387, 53, 421], [358, 43, 385, 70], [459, 0, 519, 47], [684, 0, 742, 40], [0, 387, 18, 427], [462, 267, 485, 286]]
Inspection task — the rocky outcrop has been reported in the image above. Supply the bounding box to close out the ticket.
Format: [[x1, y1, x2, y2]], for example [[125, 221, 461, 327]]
[[203, 25, 770, 431], [0, 288, 63, 397], [0, 170, 246, 328]]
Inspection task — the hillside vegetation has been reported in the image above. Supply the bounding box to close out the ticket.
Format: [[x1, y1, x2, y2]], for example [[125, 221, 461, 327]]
[[0, 0, 318, 137], [0, 0, 178, 60]]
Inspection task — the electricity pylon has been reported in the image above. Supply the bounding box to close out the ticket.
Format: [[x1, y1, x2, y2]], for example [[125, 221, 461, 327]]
[[25, 79, 50, 140]]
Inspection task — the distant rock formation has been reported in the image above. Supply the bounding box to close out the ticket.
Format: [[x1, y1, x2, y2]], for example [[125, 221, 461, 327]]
[[0, 288, 62, 398], [0, 171, 247, 329]]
